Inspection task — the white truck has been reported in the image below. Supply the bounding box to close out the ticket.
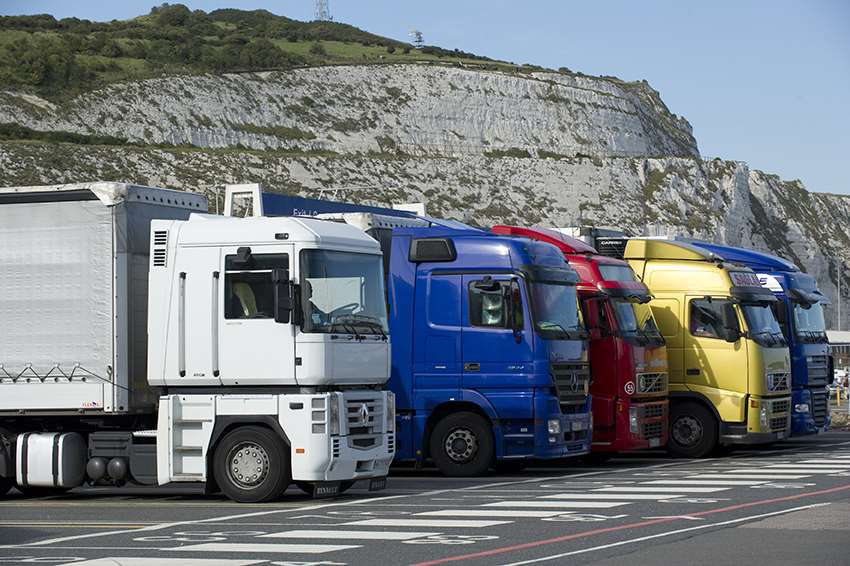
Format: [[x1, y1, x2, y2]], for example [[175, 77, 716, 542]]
[[0, 183, 394, 502]]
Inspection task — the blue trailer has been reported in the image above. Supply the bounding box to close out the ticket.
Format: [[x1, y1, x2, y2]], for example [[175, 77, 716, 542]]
[[225, 185, 592, 475], [689, 241, 832, 435]]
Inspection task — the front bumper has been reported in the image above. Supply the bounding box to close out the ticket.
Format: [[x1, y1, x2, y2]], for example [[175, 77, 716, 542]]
[[790, 388, 830, 436], [536, 411, 592, 459], [720, 395, 791, 445], [593, 398, 668, 453], [286, 391, 395, 482]]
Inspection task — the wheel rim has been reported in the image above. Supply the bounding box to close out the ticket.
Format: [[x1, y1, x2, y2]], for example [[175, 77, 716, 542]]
[[444, 427, 478, 463], [226, 441, 270, 489], [672, 415, 703, 448]]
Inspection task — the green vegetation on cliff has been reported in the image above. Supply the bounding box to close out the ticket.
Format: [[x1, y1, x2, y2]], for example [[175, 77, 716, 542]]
[[0, 4, 509, 98]]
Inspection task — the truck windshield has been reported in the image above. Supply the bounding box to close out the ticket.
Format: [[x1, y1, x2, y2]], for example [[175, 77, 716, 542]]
[[742, 303, 786, 348], [530, 282, 584, 340], [793, 302, 828, 343], [611, 300, 664, 346], [300, 250, 388, 335]]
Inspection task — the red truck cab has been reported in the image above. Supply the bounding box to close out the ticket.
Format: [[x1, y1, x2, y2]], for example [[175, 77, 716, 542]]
[[492, 226, 669, 454]]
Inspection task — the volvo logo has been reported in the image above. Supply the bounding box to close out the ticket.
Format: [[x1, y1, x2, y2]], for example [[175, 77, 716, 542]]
[[358, 403, 370, 425]]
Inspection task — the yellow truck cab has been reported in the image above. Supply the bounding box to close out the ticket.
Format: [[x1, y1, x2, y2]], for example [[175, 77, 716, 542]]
[[624, 238, 791, 457]]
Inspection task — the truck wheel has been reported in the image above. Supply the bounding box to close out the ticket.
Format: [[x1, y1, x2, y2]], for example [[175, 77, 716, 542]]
[[668, 402, 717, 458], [213, 426, 290, 503], [429, 412, 494, 477]]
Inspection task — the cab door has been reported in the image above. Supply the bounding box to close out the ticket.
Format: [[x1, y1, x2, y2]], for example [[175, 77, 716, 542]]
[[684, 296, 748, 413], [460, 275, 534, 391], [217, 245, 296, 386]]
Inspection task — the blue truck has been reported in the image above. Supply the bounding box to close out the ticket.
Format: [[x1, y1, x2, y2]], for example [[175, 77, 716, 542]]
[[688, 241, 832, 435], [224, 185, 592, 475]]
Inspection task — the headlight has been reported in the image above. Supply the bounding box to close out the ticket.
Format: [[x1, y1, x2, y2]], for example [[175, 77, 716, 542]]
[[794, 403, 810, 414], [386, 392, 396, 432], [760, 404, 769, 428], [548, 419, 561, 434], [629, 406, 639, 433], [329, 394, 340, 435]]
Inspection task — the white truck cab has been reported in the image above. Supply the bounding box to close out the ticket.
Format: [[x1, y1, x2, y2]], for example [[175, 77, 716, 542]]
[[0, 183, 393, 503]]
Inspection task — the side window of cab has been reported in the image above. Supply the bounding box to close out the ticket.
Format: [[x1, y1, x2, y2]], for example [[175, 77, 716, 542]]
[[689, 298, 739, 339]]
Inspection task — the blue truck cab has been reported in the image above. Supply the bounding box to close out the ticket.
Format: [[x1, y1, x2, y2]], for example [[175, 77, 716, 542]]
[[386, 225, 592, 475], [689, 241, 832, 435], [225, 184, 592, 476]]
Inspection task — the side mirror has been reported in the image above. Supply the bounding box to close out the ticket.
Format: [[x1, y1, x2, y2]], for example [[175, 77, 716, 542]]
[[504, 282, 523, 343], [272, 268, 292, 324], [724, 327, 742, 343]]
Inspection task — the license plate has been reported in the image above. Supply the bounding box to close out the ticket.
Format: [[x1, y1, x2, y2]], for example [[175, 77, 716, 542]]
[[649, 438, 661, 448], [571, 421, 584, 432], [369, 477, 387, 492], [311, 482, 340, 498], [777, 432, 786, 440]]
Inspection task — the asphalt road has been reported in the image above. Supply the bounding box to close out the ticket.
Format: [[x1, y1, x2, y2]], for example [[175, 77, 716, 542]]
[[2, 432, 850, 566]]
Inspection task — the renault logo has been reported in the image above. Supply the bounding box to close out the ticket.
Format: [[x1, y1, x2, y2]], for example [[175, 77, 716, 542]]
[[358, 403, 370, 425]]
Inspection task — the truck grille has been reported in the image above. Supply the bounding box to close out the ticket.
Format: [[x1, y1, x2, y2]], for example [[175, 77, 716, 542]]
[[812, 389, 829, 427], [770, 416, 788, 433], [551, 363, 590, 406], [771, 399, 790, 415], [344, 394, 383, 436], [641, 403, 665, 419], [767, 372, 790, 392], [806, 356, 830, 387], [636, 373, 667, 394], [643, 421, 663, 439]]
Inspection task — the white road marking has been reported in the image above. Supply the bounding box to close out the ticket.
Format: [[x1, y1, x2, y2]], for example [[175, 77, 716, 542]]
[[541, 493, 682, 500], [260, 529, 437, 540], [764, 464, 850, 469], [762, 467, 849, 473], [68, 559, 263, 566], [689, 474, 809, 480], [341, 518, 511, 528], [170, 542, 359, 553], [800, 459, 850, 464], [500, 503, 831, 566], [416, 510, 566, 518], [642, 479, 769, 486], [483, 501, 630, 509], [594, 486, 730, 493], [726, 468, 838, 474]]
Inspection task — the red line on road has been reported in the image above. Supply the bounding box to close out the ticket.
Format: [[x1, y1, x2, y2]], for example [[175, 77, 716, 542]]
[[410, 482, 850, 566]]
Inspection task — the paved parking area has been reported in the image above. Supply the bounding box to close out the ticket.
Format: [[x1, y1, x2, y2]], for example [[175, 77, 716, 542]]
[[2, 432, 850, 565]]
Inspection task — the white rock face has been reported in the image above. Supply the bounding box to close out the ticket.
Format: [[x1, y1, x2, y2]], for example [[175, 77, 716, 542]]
[[0, 65, 698, 158], [1, 64, 846, 324]]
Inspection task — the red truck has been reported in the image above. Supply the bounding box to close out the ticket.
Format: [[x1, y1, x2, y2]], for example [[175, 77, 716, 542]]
[[492, 226, 669, 457]]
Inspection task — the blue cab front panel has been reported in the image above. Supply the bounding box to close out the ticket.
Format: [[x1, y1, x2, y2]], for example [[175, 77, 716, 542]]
[[689, 241, 831, 436]]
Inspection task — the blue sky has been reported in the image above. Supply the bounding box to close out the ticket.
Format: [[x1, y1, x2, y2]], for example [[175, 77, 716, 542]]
[[2, 0, 848, 195]]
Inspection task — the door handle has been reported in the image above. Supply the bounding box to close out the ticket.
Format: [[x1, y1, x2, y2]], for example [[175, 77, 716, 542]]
[[686, 368, 701, 376], [464, 363, 481, 372]]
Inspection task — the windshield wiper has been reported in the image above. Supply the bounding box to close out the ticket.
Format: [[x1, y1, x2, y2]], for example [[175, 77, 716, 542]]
[[336, 314, 387, 339]]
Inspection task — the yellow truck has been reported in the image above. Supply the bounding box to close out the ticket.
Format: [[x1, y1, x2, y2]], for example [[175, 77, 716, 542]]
[[622, 238, 791, 457]]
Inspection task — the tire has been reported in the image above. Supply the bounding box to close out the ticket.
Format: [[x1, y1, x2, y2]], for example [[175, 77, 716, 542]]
[[429, 412, 494, 477], [213, 426, 290, 503], [296, 480, 355, 496], [668, 402, 717, 458]]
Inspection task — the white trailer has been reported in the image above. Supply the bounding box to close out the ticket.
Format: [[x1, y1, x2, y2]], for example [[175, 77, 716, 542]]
[[0, 183, 394, 502]]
